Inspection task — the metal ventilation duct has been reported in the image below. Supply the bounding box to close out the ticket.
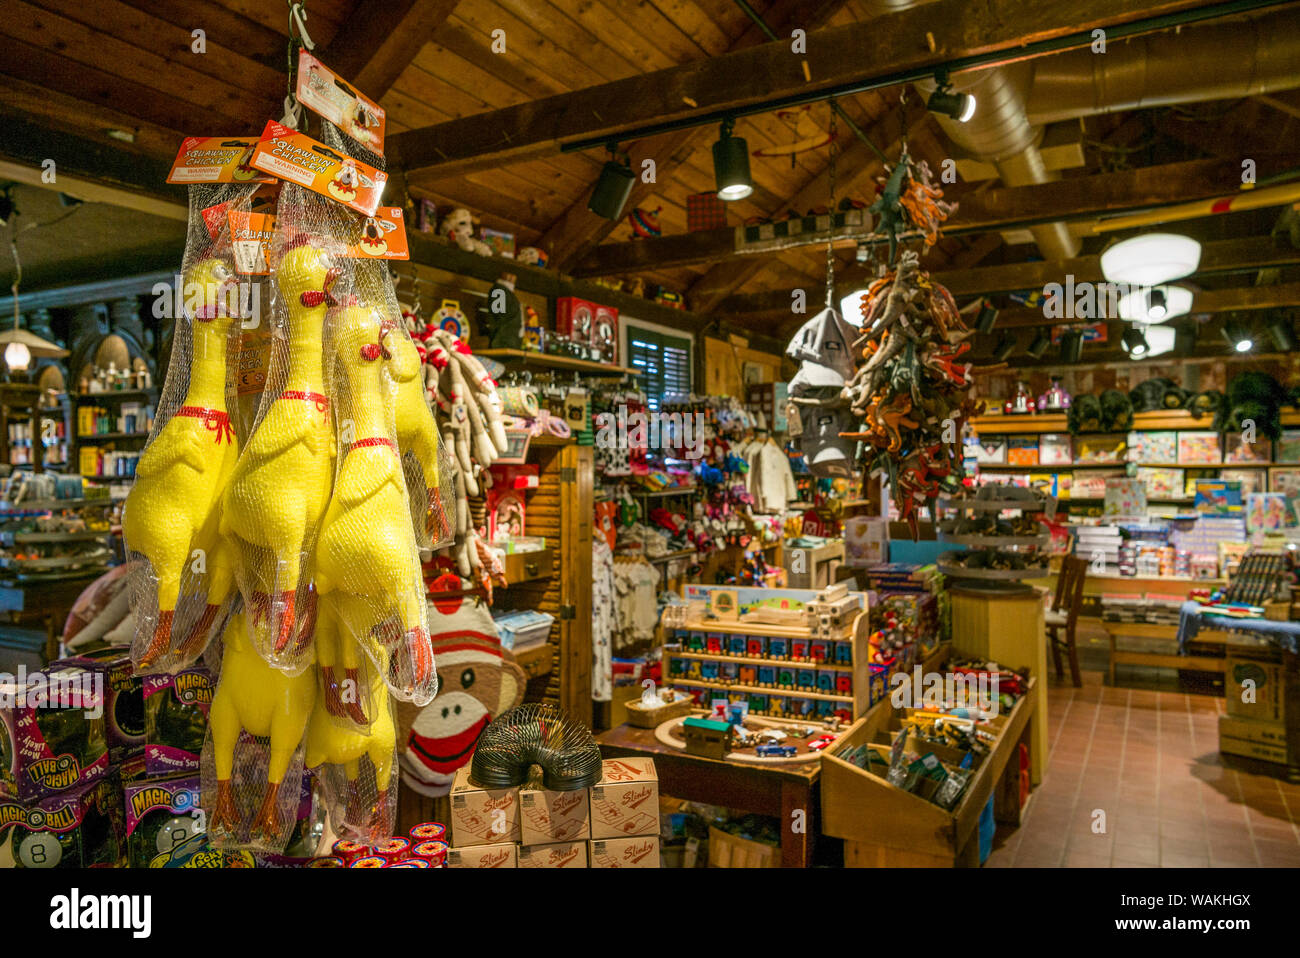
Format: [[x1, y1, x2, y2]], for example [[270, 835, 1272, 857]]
[[900, 6, 1300, 260]]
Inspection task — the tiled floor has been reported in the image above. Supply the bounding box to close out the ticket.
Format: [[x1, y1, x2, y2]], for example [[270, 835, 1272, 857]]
[[985, 668, 1300, 868]]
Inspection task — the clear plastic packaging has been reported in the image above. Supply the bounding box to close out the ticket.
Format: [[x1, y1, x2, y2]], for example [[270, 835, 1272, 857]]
[[220, 184, 345, 671], [125, 183, 257, 673], [202, 609, 312, 851]]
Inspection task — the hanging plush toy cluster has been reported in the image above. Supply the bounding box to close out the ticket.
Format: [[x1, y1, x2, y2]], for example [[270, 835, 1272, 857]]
[[399, 304, 512, 596], [844, 151, 975, 538], [124, 98, 457, 851]]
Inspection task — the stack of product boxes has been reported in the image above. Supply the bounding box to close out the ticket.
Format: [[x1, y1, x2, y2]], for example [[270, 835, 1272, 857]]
[[0, 656, 131, 867], [1219, 637, 1287, 766], [447, 757, 661, 868]]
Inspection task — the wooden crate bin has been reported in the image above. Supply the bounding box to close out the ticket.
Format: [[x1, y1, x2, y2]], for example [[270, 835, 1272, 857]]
[[820, 680, 1036, 867]]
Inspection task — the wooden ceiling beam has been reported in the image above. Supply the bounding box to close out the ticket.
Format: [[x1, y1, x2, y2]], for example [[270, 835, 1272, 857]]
[[992, 280, 1300, 330], [720, 234, 1300, 314], [387, 0, 1260, 177], [684, 104, 926, 314], [532, 0, 852, 272], [573, 156, 1300, 280], [320, 0, 461, 99]]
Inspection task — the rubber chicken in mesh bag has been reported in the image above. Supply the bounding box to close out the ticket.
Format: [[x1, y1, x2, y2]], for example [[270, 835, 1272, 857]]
[[314, 304, 435, 714], [221, 239, 336, 660], [126, 256, 242, 670]]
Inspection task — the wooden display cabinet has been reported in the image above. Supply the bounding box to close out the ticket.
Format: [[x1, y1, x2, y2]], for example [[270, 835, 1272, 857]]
[[821, 679, 1036, 867], [662, 585, 880, 722]]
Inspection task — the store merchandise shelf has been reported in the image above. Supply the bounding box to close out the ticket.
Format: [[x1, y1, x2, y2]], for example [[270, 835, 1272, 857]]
[[676, 676, 854, 703], [671, 649, 854, 672], [477, 348, 638, 376]]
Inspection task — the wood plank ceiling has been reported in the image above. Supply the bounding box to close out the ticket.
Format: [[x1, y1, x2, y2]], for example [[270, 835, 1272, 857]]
[[2, 0, 1300, 345]]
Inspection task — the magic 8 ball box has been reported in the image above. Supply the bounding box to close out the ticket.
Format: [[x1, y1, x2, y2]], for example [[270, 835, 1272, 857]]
[[0, 775, 125, 868], [143, 667, 214, 777], [0, 665, 109, 801], [55, 647, 145, 763], [124, 774, 205, 868]]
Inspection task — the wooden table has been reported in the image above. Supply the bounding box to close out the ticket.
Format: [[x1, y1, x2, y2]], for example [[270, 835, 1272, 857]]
[[0, 573, 100, 663], [1102, 620, 1227, 687], [596, 722, 821, 868]]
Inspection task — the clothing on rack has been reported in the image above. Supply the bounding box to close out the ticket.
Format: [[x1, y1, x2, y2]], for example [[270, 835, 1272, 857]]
[[612, 557, 660, 652], [592, 537, 616, 702]]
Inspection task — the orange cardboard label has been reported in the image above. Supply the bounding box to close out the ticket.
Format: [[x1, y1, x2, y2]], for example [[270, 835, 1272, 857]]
[[249, 121, 386, 216], [350, 207, 409, 260], [168, 136, 274, 184], [228, 211, 277, 274], [296, 52, 386, 155], [218, 206, 408, 267]]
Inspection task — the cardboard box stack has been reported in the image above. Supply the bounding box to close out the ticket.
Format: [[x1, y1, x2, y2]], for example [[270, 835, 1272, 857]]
[[1219, 638, 1287, 766], [448, 758, 661, 868]]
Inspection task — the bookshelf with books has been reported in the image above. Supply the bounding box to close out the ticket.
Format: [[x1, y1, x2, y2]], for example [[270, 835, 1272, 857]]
[[64, 389, 158, 493]]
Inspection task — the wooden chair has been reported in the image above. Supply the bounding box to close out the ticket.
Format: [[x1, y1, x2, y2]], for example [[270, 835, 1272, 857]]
[[1046, 555, 1087, 687]]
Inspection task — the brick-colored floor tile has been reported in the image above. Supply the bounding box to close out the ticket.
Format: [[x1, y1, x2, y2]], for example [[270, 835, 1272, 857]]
[[1000, 676, 1281, 870]]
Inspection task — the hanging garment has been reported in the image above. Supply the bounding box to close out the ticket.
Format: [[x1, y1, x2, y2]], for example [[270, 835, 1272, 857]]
[[591, 538, 616, 702]]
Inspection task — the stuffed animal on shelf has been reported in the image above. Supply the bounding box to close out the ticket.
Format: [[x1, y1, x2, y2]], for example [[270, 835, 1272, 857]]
[[396, 602, 525, 798], [221, 240, 336, 659], [1099, 388, 1134, 432], [304, 649, 398, 843], [313, 304, 434, 708], [125, 256, 242, 670], [438, 207, 492, 257], [1215, 371, 1295, 439], [205, 609, 316, 847]]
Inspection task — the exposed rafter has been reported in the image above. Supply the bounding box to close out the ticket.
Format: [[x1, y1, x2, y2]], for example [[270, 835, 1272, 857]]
[[320, 0, 462, 99], [388, 0, 1274, 177], [721, 234, 1300, 316], [531, 0, 852, 272], [570, 156, 1300, 281]]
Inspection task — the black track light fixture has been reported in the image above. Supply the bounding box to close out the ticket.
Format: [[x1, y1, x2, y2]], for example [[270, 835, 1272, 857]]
[[975, 299, 998, 335], [1268, 315, 1297, 352], [991, 332, 1016, 362], [1026, 329, 1051, 359], [713, 118, 753, 201], [587, 144, 635, 220], [1221, 320, 1254, 354], [1059, 329, 1084, 363], [1121, 325, 1150, 357], [927, 70, 976, 123]]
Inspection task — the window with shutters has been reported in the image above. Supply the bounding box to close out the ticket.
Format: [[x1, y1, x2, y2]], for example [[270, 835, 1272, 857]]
[[622, 320, 693, 410]]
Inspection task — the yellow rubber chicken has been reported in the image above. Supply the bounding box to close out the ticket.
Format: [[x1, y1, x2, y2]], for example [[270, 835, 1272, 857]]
[[314, 304, 434, 710], [125, 257, 241, 669], [304, 646, 397, 839], [222, 240, 336, 656], [389, 323, 451, 548], [207, 609, 316, 844]]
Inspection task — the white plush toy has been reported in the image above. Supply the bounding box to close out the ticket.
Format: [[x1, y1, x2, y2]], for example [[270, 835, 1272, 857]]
[[439, 207, 493, 257]]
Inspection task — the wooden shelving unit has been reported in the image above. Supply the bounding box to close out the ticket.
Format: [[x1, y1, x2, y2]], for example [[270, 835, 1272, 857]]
[[477, 348, 639, 377], [972, 408, 1300, 434]]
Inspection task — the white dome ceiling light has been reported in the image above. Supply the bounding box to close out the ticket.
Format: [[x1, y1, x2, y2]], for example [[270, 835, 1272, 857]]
[[1101, 233, 1202, 287]]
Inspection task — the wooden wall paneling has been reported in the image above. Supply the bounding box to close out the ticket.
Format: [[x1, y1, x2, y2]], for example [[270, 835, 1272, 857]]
[[35, 0, 285, 96], [0, 75, 181, 161], [0, 36, 249, 135], [559, 443, 593, 719], [431, 21, 569, 99], [584, 0, 713, 65], [319, 0, 460, 98], [125, 0, 286, 66], [448, 1, 612, 89], [635, 0, 738, 55], [4, 0, 278, 122], [408, 36, 537, 109]]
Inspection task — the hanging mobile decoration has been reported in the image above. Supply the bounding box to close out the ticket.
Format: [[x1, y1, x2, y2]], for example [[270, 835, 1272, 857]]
[[841, 124, 976, 539]]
